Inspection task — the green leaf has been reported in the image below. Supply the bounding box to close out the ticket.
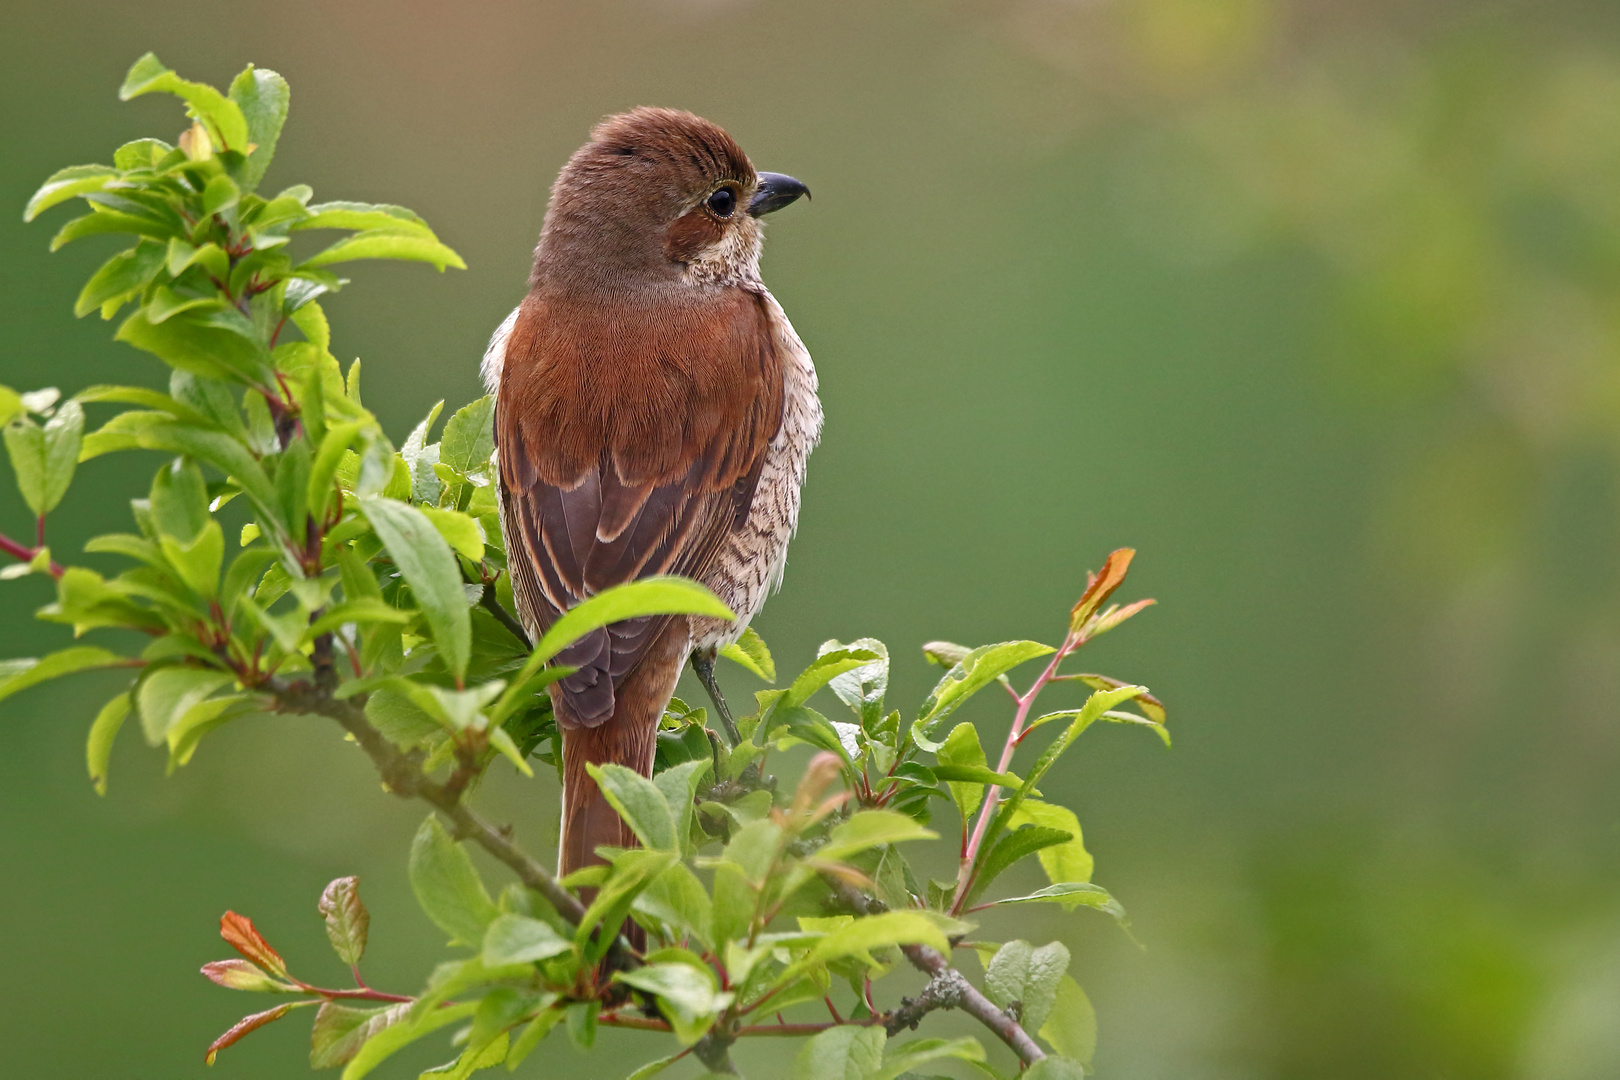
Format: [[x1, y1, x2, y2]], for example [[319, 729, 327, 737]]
[[984, 939, 1069, 1031], [159, 520, 224, 597], [653, 757, 710, 852], [794, 1024, 886, 1080], [1038, 976, 1096, 1066], [988, 882, 1127, 924], [0, 646, 126, 705], [817, 809, 936, 862], [613, 962, 733, 1044], [826, 636, 889, 722], [310, 1001, 410, 1069], [873, 1037, 987, 1080], [492, 578, 732, 723], [86, 691, 131, 796], [319, 876, 370, 967], [419, 505, 485, 561], [119, 53, 250, 151], [360, 497, 471, 680], [633, 862, 713, 946], [1010, 800, 1092, 886], [134, 666, 233, 744], [308, 420, 367, 521], [24, 164, 118, 222], [291, 201, 433, 236], [936, 722, 988, 819], [623, 1053, 686, 1080], [481, 913, 574, 967], [50, 210, 176, 252], [0, 386, 21, 428], [566, 1001, 599, 1049], [438, 395, 494, 475], [75, 242, 166, 318], [115, 306, 274, 387], [4, 399, 83, 515], [300, 230, 466, 272], [504, 1003, 565, 1069], [339, 1001, 477, 1080], [781, 646, 882, 710], [587, 762, 677, 851], [201, 173, 240, 216], [1024, 1058, 1088, 1080], [802, 911, 950, 971], [912, 640, 1054, 750], [408, 815, 499, 947], [228, 65, 290, 192], [719, 625, 775, 681], [970, 826, 1075, 907]]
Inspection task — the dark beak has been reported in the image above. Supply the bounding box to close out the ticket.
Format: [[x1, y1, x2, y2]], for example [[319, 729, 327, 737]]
[[749, 172, 810, 217]]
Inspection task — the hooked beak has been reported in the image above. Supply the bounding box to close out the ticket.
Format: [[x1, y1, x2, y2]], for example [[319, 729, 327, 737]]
[[749, 172, 811, 217]]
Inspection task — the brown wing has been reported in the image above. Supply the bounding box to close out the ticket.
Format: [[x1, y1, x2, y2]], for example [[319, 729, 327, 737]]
[[495, 287, 783, 727]]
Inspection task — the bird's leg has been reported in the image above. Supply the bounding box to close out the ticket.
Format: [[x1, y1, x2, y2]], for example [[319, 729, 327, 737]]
[[690, 646, 742, 747]]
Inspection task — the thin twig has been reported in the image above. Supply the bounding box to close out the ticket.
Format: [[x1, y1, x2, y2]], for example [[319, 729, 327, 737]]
[[478, 581, 531, 649]]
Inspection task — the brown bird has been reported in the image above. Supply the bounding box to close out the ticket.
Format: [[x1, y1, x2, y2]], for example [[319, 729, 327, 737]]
[[481, 108, 820, 877]]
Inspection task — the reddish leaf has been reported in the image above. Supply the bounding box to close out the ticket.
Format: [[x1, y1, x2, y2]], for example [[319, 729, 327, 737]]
[[219, 911, 288, 978], [317, 876, 370, 967], [200, 958, 298, 993], [1069, 549, 1136, 635], [204, 1003, 295, 1064]]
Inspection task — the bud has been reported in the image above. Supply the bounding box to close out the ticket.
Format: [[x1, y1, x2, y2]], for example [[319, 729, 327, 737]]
[[1070, 548, 1136, 635], [179, 121, 213, 161], [922, 641, 971, 669], [792, 751, 844, 817]]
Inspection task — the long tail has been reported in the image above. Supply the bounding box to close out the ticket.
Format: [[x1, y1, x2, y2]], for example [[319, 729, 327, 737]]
[[559, 716, 660, 876]]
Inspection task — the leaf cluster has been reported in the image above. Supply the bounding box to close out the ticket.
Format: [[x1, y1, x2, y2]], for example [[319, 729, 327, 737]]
[[5, 55, 1171, 1080]]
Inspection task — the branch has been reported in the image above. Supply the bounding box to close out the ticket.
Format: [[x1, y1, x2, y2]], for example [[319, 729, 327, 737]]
[[829, 881, 1046, 1065], [264, 676, 599, 938], [478, 581, 531, 649]]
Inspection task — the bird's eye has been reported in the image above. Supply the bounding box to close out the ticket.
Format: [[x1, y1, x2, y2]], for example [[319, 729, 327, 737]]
[[707, 187, 737, 218]]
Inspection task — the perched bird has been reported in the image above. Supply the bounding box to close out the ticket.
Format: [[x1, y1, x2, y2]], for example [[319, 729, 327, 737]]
[[482, 108, 820, 877]]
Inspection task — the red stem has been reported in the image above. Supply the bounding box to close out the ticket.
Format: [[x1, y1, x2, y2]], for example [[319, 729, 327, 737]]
[[950, 635, 1077, 916], [0, 530, 64, 579]]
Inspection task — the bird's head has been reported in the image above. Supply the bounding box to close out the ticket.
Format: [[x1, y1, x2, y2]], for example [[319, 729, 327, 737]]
[[533, 107, 809, 292]]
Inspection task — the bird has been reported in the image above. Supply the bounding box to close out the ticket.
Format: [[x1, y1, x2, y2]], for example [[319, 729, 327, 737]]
[[481, 108, 820, 879]]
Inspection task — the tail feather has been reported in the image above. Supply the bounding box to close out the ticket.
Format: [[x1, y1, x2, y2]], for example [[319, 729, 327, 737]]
[[554, 618, 689, 880]]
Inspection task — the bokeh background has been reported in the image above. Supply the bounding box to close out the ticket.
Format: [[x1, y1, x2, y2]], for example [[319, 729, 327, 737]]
[[4, 1, 1620, 1076]]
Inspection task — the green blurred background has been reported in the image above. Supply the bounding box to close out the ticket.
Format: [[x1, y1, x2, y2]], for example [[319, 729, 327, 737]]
[[5, 0, 1620, 1076]]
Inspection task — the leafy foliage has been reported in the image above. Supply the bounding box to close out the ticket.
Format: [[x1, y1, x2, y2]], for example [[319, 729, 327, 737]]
[[5, 55, 1172, 1079]]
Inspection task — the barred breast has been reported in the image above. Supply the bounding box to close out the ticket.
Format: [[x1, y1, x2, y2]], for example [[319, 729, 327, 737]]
[[689, 288, 821, 649]]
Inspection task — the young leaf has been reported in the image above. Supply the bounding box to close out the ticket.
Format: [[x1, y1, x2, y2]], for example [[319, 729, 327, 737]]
[[291, 201, 434, 236], [86, 691, 131, 796], [319, 876, 370, 967], [825, 636, 888, 722], [587, 762, 678, 852], [969, 826, 1074, 906], [204, 1003, 297, 1065], [200, 958, 300, 993], [119, 53, 251, 151], [1023, 1057, 1089, 1080], [793, 1024, 886, 1080], [984, 939, 1069, 1031], [936, 721, 987, 820], [360, 497, 471, 681], [419, 505, 485, 561], [0, 646, 125, 705], [408, 814, 499, 947], [1038, 976, 1097, 1066], [1069, 547, 1135, 633], [801, 911, 950, 970], [115, 306, 275, 387], [219, 911, 289, 977], [719, 625, 775, 682]]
